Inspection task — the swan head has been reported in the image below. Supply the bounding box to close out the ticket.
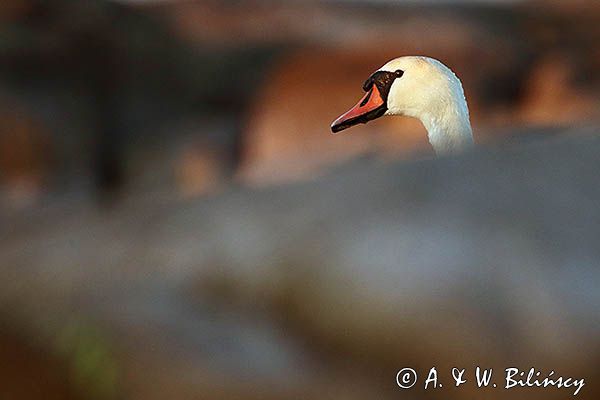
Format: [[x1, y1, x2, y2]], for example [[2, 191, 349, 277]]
[[331, 56, 473, 153]]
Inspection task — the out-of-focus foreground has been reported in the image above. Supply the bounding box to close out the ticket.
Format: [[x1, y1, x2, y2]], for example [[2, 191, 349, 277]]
[[1, 1, 599, 399]]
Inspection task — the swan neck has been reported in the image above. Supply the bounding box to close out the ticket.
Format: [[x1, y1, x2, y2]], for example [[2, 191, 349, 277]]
[[421, 107, 473, 155]]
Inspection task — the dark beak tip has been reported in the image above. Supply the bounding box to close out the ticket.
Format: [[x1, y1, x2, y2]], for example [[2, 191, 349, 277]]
[[331, 120, 350, 134]]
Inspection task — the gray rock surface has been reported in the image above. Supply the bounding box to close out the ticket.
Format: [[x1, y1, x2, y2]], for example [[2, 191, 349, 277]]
[[2, 131, 599, 399]]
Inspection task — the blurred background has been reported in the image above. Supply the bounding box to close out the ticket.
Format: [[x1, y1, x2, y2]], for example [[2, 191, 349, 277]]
[[0, 0, 599, 399]]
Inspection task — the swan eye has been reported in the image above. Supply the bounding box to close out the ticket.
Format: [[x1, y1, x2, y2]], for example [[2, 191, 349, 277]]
[[395, 70, 404, 77]]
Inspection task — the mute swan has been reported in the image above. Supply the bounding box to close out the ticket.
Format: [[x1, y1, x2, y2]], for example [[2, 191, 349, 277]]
[[331, 56, 474, 154]]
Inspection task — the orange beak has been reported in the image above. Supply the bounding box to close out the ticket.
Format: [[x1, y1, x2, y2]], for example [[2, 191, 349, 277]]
[[331, 84, 387, 133]]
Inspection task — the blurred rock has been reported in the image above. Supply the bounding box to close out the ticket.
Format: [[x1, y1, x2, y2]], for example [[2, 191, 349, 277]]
[[2, 131, 600, 399]]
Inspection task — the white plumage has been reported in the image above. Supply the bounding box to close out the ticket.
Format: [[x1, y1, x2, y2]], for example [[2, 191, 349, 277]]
[[380, 56, 473, 154]]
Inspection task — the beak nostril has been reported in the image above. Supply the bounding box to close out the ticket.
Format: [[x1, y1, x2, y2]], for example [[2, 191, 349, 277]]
[[359, 89, 373, 107]]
